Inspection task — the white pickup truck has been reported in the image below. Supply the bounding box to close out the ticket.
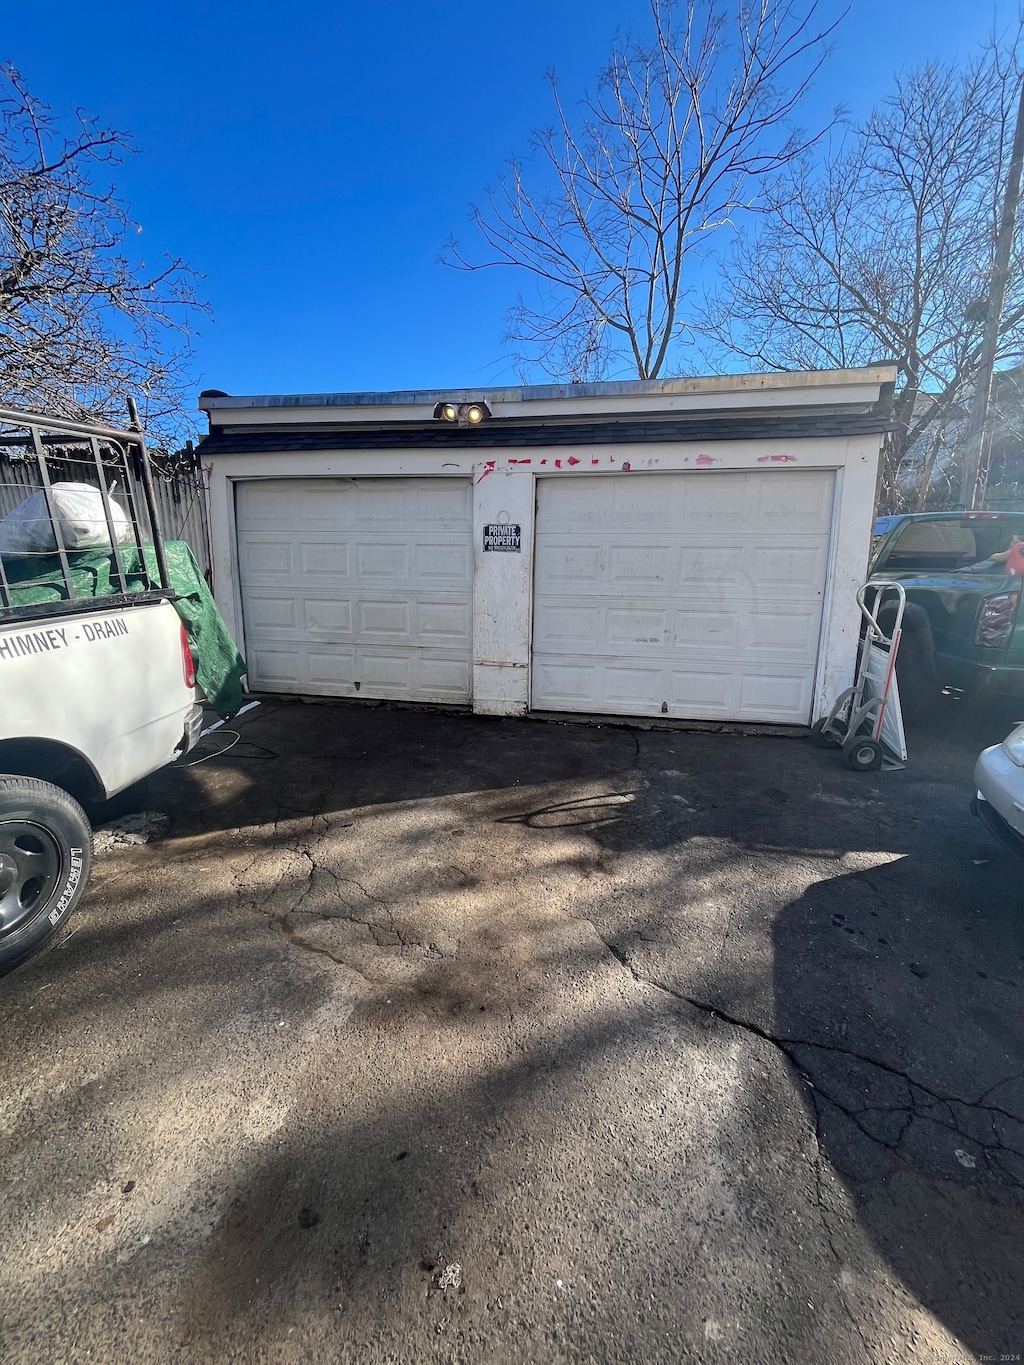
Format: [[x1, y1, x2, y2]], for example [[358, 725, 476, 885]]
[[0, 407, 207, 976]]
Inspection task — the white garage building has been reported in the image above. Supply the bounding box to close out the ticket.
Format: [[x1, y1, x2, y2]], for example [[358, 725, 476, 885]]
[[199, 367, 896, 726]]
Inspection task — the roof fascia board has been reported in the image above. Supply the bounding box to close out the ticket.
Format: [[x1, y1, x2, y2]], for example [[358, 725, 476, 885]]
[[214, 399, 882, 439], [198, 410, 893, 457], [206, 381, 894, 428], [199, 366, 898, 426]]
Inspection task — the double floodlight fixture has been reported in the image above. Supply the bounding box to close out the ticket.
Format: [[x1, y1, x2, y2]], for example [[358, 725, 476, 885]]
[[433, 400, 491, 427]]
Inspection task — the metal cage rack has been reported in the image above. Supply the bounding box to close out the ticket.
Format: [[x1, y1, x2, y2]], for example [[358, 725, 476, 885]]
[[0, 403, 172, 625]]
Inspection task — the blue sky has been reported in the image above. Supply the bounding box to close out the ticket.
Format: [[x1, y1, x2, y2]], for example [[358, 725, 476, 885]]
[[4, 0, 1020, 403]]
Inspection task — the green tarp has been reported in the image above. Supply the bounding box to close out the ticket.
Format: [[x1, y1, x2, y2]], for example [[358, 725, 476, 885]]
[[1, 541, 247, 718]]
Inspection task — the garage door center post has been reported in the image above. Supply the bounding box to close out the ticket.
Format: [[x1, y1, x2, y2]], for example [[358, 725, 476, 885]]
[[472, 462, 534, 717]]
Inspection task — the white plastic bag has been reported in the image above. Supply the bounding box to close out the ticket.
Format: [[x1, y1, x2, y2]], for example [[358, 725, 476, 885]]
[[0, 482, 132, 555]]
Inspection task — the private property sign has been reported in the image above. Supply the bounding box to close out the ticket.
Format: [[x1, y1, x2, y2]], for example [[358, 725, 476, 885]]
[[483, 523, 521, 552]]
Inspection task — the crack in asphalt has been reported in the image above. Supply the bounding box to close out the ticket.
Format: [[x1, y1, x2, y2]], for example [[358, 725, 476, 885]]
[[258, 806, 441, 972], [240, 797, 1024, 1188], [589, 926, 1024, 1188]]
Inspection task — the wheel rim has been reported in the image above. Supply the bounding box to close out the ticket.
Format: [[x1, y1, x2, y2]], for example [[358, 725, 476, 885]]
[[0, 819, 63, 938], [854, 745, 876, 765]]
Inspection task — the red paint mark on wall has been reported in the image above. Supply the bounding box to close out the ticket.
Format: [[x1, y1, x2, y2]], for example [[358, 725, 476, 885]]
[[508, 457, 533, 465], [695, 454, 716, 466], [769, 453, 797, 463], [555, 458, 563, 468], [567, 456, 580, 466], [591, 458, 600, 465], [756, 454, 770, 463], [475, 460, 496, 484], [622, 461, 632, 472]]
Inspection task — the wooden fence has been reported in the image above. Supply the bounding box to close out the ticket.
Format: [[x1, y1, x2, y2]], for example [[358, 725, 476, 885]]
[[0, 445, 212, 581]]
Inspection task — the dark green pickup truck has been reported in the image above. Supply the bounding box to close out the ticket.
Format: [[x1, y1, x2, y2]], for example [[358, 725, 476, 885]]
[[870, 511, 1024, 711]]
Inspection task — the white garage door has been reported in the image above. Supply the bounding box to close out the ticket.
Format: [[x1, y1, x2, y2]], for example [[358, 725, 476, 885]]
[[532, 470, 834, 724], [236, 478, 473, 703]]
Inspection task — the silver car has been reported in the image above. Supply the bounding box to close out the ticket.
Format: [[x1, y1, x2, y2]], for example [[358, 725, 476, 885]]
[[974, 724, 1024, 856]]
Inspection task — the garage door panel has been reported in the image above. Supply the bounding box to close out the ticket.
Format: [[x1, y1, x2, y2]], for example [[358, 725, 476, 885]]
[[357, 542, 409, 579], [418, 656, 473, 695], [417, 601, 472, 641], [298, 487, 349, 520], [606, 607, 669, 644], [300, 541, 351, 576], [738, 671, 810, 714], [608, 545, 672, 583], [306, 649, 356, 685], [240, 537, 293, 576], [414, 543, 471, 580], [411, 484, 475, 520], [301, 648, 469, 702], [601, 664, 666, 708], [242, 484, 299, 524], [531, 660, 648, 708], [251, 646, 313, 684], [672, 609, 740, 650], [666, 669, 734, 709], [237, 478, 472, 703], [746, 609, 822, 653], [755, 471, 835, 522], [751, 545, 827, 586], [245, 595, 298, 629], [357, 599, 410, 635], [358, 651, 412, 688], [305, 599, 353, 635], [535, 542, 605, 581], [676, 546, 746, 583], [533, 604, 602, 646], [684, 479, 751, 520], [533, 470, 833, 724], [530, 660, 598, 705]]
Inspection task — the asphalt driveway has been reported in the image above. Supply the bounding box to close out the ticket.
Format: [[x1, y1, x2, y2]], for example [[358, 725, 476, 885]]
[[1, 698, 1022, 1364]]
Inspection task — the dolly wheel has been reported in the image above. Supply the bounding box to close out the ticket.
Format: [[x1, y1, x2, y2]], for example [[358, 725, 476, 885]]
[[843, 736, 884, 772], [810, 718, 841, 750]]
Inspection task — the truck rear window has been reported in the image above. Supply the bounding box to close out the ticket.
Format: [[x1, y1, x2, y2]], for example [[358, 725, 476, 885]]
[[883, 520, 1023, 571]]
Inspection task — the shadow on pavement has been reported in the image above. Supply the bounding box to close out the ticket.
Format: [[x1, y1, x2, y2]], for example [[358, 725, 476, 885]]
[[772, 860, 1024, 1358], [2, 696, 1023, 1360]]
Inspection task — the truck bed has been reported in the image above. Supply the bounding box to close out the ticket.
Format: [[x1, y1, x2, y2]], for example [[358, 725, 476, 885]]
[[1, 540, 246, 718]]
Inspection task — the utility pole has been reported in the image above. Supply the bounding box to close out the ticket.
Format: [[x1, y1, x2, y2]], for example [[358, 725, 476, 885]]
[[961, 75, 1024, 509]]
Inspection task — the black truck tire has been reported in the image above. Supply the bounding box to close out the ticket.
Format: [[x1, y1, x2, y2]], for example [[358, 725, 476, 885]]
[[0, 777, 93, 976], [894, 630, 943, 722], [876, 604, 943, 723]]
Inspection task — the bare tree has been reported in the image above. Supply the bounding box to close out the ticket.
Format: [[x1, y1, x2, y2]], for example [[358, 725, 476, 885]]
[[704, 27, 1024, 509], [446, 0, 842, 382], [0, 65, 204, 442]]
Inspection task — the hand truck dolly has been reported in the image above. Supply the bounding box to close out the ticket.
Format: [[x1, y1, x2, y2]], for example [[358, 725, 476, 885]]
[[812, 580, 908, 772]]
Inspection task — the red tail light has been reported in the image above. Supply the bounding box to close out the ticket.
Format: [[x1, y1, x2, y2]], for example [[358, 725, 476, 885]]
[[180, 624, 197, 688], [975, 592, 1019, 648]]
